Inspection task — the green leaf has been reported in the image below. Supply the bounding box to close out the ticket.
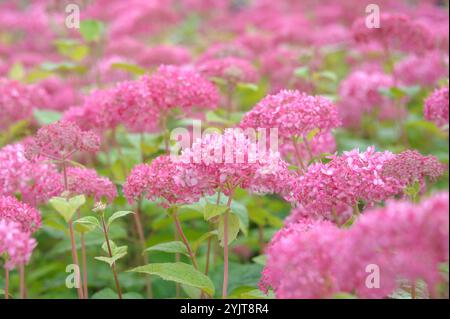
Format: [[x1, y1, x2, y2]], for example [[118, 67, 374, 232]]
[[91, 288, 142, 299], [74, 216, 100, 233], [95, 244, 127, 267], [54, 39, 89, 61], [239, 288, 275, 299], [313, 70, 338, 83], [236, 82, 259, 92], [8, 61, 25, 80], [33, 109, 61, 125], [145, 241, 189, 256], [129, 262, 215, 296], [107, 211, 134, 228], [203, 203, 228, 220], [40, 61, 87, 74], [79, 19, 105, 42], [293, 66, 309, 79], [192, 230, 217, 253], [333, 292, 358, 299], [69, 195, 86, 212], [306, 128, 320, 142], [218, 213, 240, 247], [49, 195, 86, 223], [252, 254, 267, 266], [111, 63, 146, 76]]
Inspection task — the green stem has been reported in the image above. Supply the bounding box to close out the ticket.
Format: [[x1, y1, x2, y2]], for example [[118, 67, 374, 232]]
[[100, 215, 122, 299]]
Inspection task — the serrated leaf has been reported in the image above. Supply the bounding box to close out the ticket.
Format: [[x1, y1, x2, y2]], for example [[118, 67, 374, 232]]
[[101, 240, 117, 254], [203, 203, 228, 220], [107, 211, 134, 228], [69, 195, 86, 211], [145, 241, 188, 256], [218, 213, 240, 247], [74, 216, 100, 233], [129, 262, 215, 296], [49, 196, 79, 223]]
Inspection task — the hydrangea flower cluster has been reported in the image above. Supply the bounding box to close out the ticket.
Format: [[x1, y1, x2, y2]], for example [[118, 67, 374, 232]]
[[0, 195, 41, 234], [261, 192, 449, 298], [382, 150, 446, 188], [66, 167, 117, 203], [145, 65, 220, 112], [240, 90, 341, 139], [124, 129, 291, 206], [394, 52, 448, 87], [0, 143, 63, 205], [0, 219, 37, 270], [338, 70, 398, 127], [288, 147, 404, 220], [177, 129, 291, 196], [198, 57, 258, 85], [352, 13, 436, 55], [0, 78, 49, 130], [24, 121, 100, 161], [124, 156, 210, 207], [424, 86, 449, 128]]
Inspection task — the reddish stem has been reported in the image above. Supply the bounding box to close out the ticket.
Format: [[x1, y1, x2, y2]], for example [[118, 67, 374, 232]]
[[4, 267, 9, 299], [100, 216, 122, 299]]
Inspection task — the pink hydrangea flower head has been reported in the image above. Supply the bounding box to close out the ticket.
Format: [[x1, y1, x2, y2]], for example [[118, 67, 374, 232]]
[[113, 79, 160, 133], [146, 65, 219, 111], [123, 163, 152, 205], [66, 167, 117, 203], [63, 88, 120, 133], [124, 156, 208, 207], [197, 42, 253, 64], [352, 13, 435, 55], [0, 195, 41, 234], [0, 143, 63, 205], [279, 131, 336, 164], [424, 86, 449, 128], [338, 192, 449, 297], [382, 150, 446, 188], [260, 220, 343, 298], [177, 128, 290, 196], [394, 52, 448, 87], [0, 78, 49, 130], [291, 147, 403, 218], [338, 70, 399, 127], [138, 45, 192, 67], [240, 90, 341, 139], [24, 121, 100, 161], [0, 219, 37, 270], [262, 192, 449, 298], [198, 57, 258, 85]]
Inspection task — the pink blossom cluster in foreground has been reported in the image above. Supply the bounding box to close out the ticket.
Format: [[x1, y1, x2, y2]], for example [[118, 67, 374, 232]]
[[124, 129, 290, 206], [0, 196, 40, 269], [286, 147, 445, 223], [261, 192, 449, 298]]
